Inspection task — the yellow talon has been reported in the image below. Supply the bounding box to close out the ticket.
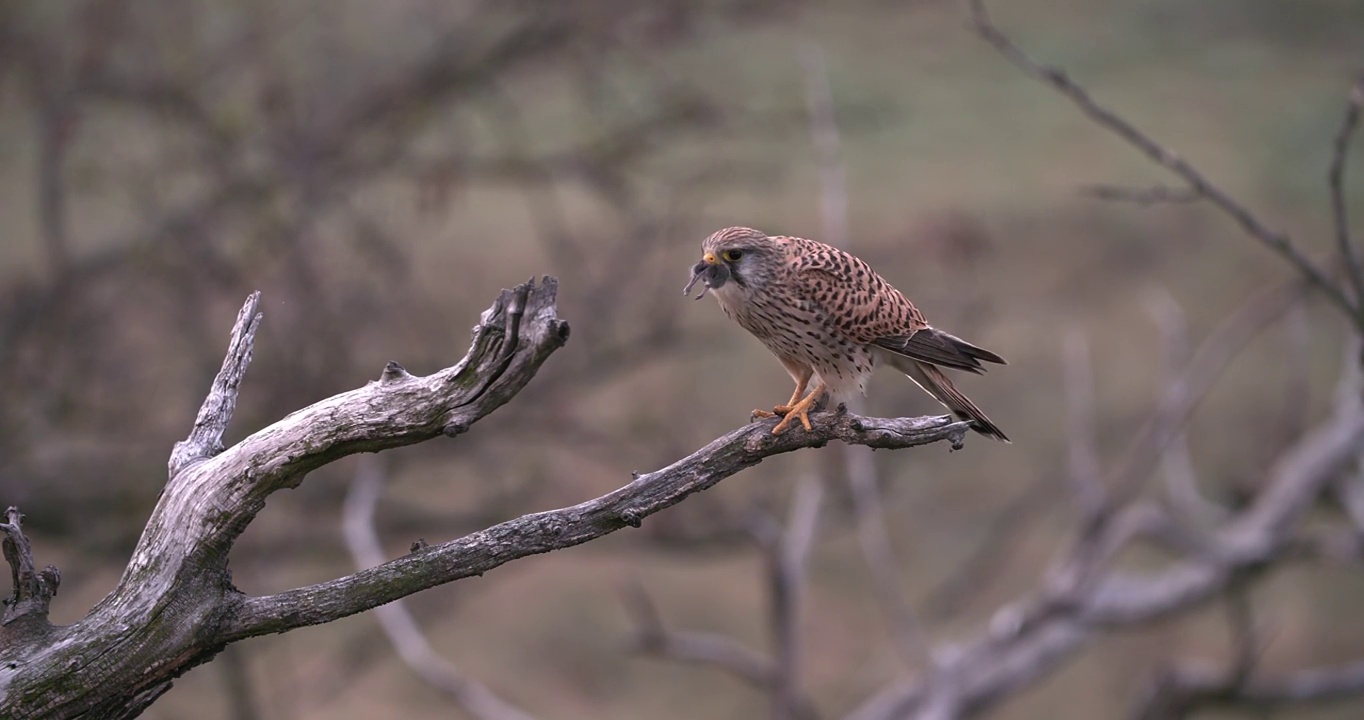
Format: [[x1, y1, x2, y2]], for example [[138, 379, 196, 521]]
[[767, 382, 824, 435]]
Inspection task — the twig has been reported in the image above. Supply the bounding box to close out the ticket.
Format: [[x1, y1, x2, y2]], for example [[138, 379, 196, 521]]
[[167, 291, 262, 479], [216, 646, 261, 720], [1079, 184, 1201, 206], [1143, 288, 1228, 526], [623, 582, 777, 690], [1062, 328, 1106, 523], [844, 443, 930, 665], [1102, 277, 1309, 519], [920, 471, 1058, 621], [967, 0, 1358, 324], [623, 581, 821, 720], [1329, 76, 1364, 307], [770, 474, 824, 720], [801, 45, 848, 250], [344, 455, 536, 720], [1134, 656, 1364, 719], [803, 41, 929, 667]]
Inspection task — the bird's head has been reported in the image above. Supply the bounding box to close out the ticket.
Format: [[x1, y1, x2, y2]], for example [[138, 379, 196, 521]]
[[683, 226, 780, 300]]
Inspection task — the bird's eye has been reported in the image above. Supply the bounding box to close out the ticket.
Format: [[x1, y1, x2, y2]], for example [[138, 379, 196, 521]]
[[722, 249, 744, 262]]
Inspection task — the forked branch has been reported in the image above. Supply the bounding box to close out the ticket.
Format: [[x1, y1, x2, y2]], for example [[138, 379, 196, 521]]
[[0, 276, 971, 719]]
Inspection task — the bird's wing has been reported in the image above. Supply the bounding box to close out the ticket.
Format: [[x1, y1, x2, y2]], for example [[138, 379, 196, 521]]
[[784, 236, 928, 344], [873, 331, 1004, 373], [785, 236, 1000, 373]]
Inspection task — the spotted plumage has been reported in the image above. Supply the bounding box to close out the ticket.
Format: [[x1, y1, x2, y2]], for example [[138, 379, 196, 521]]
[[684, 226, 1008, 441]]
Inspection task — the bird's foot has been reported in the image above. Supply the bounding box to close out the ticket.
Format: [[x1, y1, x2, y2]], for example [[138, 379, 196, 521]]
[[750, 404, 797, 420], [770, 396, 817, 435]]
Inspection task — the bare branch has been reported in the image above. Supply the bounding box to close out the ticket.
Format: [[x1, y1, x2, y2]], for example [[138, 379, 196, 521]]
[[624, 582, 777, 689], [770, 474, 824, 720], [1223, 584, 1262, 686], [1329, 76, 1364, 307], [623, 583, 821, 720], [1143, 289, 1228, 526], [921, 472, 1059, 621], [216, 647, 260, 720], [1079, 184, 1201, 206], [844, 442, 929, 666], [1, 272, 970, 716], [1062, 328, 1106, 522], [801, 45, 848, 250], [1102, 277, 1309, 517], [1133, 657, 1364, 718], [167, 291, 262, 478], [803, 41, 928, 668], [344, 456, 536, 720], [0, 507, 61, 630], [967, 0, 1358, 324], [231, 408, 967, 639]]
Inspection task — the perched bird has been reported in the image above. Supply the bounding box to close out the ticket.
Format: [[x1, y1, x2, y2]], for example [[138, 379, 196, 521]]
[[683, 226, 1008, 441]]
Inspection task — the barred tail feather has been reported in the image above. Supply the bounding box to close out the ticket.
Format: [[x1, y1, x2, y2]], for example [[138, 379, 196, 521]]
[[898, 358, 1010, 443]]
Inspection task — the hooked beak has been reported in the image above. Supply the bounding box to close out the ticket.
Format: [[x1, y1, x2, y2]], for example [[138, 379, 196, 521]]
[[682, 252, 727, 300]]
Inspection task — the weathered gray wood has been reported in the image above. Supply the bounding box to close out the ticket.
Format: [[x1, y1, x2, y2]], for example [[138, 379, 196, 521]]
[[0, 276, 969, 719], [1, 508, 60, 630]]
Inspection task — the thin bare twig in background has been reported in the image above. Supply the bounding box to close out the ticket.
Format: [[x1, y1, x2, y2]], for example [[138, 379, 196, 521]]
[[1062, 328, 1106, 523], [919, 471, 1059, 621], [1334, 334, 1364, 531], [767, 474, 825, 720], [217, 646, 262, 720], [624, 582, 777, 690], [967, 0, 1358, 325], [801, 46, 848, 250], [345, 455, 537, 720], [1098, 277, 1309, 523], [1079, 184, 1202, 206], [1143, 289, 1228, 526], [623, 581, 821, 720], [802, 42, 927, 668], [1328, 76, 1364, 308]]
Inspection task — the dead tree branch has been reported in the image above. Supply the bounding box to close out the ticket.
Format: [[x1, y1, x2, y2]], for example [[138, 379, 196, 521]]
[[0, 278, 970, 719], [967, 0, 1359, 326], [0, 507, 61, 631]]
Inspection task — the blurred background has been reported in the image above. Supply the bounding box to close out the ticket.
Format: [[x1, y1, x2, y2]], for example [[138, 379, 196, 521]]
[[2, 0, 1364, 718]]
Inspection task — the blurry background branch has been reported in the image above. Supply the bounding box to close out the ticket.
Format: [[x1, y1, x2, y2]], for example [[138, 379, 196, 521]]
[[344, 455, 539, 720], [967, 0, 1361, 326]]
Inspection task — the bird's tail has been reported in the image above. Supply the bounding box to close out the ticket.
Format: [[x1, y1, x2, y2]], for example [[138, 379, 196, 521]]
[[896, 358, 1010, 443]]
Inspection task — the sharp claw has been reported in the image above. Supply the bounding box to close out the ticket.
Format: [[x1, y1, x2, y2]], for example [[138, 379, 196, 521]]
[[771, 410, 807, 435]]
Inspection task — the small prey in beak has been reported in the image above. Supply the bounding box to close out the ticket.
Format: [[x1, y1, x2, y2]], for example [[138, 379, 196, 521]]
[[682, 252, 730, 300]]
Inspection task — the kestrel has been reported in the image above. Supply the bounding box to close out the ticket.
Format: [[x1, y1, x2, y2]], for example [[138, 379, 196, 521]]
[[684, 226, 1009, 441]]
